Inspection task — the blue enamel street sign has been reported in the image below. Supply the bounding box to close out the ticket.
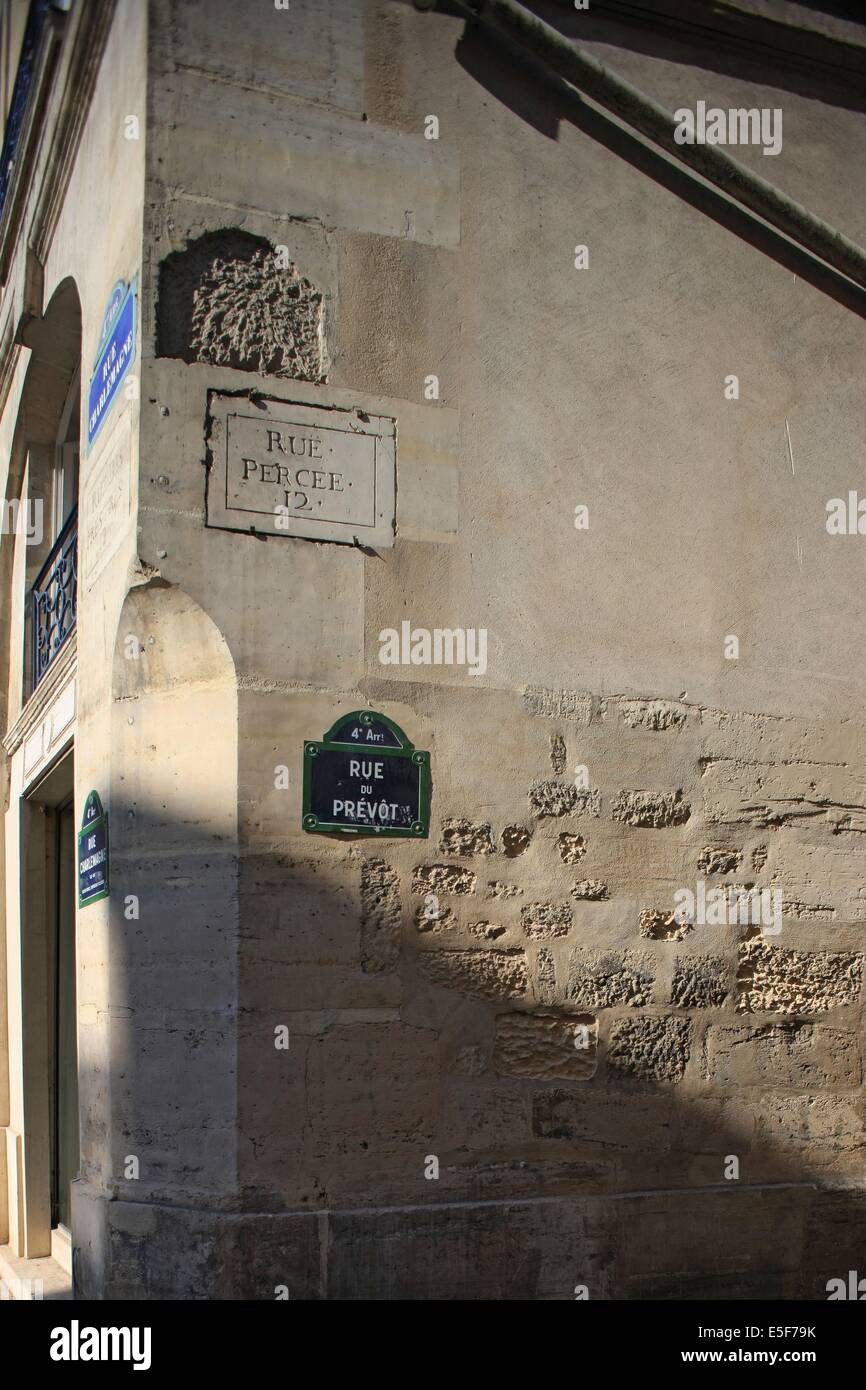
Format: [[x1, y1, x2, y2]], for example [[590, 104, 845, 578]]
[[78, 790, 109, 908], [87, 278, 136, 449]]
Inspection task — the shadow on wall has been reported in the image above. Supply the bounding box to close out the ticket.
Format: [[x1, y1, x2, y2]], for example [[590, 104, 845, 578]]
[[454, 7, 866, 323], [471, 0, 866, 117], [70, 575, 240, 1298], [75, 787, 866, 1300]]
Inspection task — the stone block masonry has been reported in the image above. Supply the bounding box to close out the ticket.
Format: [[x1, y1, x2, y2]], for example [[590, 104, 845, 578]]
[[736, 935, 862, 1014], [47, 0, 866, 1301], [607, 1016, 692, 1082], [354, 680, 866, 1266], [92, 644, 866, 1294]]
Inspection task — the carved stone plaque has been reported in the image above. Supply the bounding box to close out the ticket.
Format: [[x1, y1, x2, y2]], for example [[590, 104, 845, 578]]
[[206, 394, 396, 546], [80, 409, 133, 591]]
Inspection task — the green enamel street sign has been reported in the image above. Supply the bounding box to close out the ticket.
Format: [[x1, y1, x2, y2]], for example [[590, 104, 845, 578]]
[[303, 710, 430, 838], [78, 790, 109, 907]]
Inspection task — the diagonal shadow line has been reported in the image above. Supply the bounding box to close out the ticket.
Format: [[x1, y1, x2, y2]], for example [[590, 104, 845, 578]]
[[579, 0, 866, 114], [454, 14, 866, 322]]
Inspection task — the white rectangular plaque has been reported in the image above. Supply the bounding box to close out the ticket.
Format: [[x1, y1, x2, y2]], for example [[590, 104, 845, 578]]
[[206, 394, 396, 546], [80, 410, 133, 591]]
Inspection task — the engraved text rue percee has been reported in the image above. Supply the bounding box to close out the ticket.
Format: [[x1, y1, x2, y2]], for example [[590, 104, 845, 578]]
[[206, 394, 396, 546]]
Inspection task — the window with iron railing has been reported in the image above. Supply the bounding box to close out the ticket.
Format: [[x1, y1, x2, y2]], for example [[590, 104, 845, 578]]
[[30, 362, 79, 690], [31, 502, 76, 688]]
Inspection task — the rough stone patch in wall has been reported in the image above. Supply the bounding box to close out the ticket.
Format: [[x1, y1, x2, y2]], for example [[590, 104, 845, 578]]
[[558, 833, 587, 864], [697, 846, 742, 874], [671, 955, 729, 1008], [704, 1021, 861, 1088], [523, 686, 592, 722], [785, 900, 835, 920], [360, 858, 401, 973], [617, 699, 688, 731], [572, 880, 609, 901], [493, 1012, 598, 1079], [699, 757, 860, 831], [414, 901, 456, 932], [487, 880, 522, 899], [439, 818, 495, 856], [412, 864, 477, 895], [723, 883, 773, 922], [639, 907, 692, 941], [501, 825, 532, 857], [737, 934, 863, 1015], [469, 921, 506, 941], [752, 845, 768, 871], [607, 1016, 692, 1082], [537, 948, 556, 1003], [567, 949, 655, 1008], [550, 733, 567, 775], [521, 901, 572, 938], [529, 780, 575, 817], [529, 780, 601, 818], [417, 947, 527, 1000], [611, 789, 691, 828], [157, 229, 326, 380]]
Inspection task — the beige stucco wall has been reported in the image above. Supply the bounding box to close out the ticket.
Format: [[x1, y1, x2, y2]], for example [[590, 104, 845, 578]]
[[4, 0, 866, 1299]]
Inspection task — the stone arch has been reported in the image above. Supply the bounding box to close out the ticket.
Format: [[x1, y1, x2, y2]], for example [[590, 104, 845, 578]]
[[112, 577, 238, 702], [109, 577, 239, 892], [94, 582, 240, 1249], [0, 275, 82, 737]]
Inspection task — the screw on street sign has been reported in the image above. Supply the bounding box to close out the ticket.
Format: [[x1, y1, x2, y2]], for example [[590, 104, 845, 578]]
[[302, 711, 430, 837]]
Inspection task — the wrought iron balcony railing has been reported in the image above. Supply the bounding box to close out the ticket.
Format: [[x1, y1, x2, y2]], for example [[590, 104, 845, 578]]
[[31, 505, 77, 689]]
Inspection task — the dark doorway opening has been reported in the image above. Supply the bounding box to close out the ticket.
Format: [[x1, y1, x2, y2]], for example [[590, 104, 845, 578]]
[[49, 791, 78, 1233]]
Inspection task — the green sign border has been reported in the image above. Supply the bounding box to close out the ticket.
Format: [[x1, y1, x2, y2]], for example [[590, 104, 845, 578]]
[[78, 789, 110, 908], [302, 710, 430, 838]]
